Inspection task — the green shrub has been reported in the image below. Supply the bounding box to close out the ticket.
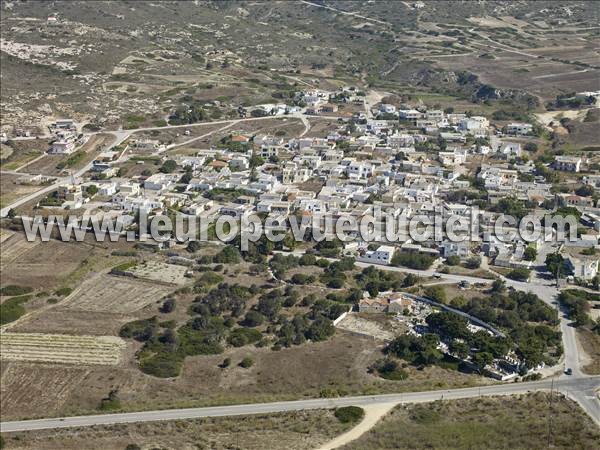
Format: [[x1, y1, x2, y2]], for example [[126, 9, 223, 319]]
[[54, 287, 73, 297], [445, 255, 461, 266], [239, 356, 254, 368], [0, 295, 31, 325], [119, 317, 159, 342], [99, 390, 121, 411], [506, 268, 531, 282], [424, 285, 447, 303], [228, 328, 262, 347], [0, 285, 33, 296], [392, 252, 435, 270], [139, 350, 183, 378], [334, 406, 364, 423], [110, 261, 137, 274], [197, 271, 223, 286]]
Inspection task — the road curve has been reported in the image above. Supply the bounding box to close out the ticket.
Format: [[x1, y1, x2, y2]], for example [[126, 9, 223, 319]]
[[2, 376, 598, 433]]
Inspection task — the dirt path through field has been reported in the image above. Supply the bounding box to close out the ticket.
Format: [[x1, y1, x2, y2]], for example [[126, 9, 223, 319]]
[[316, 402, 397, 450]]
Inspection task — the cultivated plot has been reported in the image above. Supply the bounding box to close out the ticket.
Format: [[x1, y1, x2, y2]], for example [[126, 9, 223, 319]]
[[61, 274, 172, 313], [0, 332, 126, 365], [127, 261, 188, 285]]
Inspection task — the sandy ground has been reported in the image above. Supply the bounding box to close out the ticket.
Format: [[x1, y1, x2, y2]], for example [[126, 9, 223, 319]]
[[316, 402, 398, 450], [535, 108, 591, 131]]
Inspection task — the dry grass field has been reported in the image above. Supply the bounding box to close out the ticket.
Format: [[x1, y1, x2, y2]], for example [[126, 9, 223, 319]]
[[3, 410, 351, 450], [1, 239, 95, 291], [0, 330, 488, 421], [10, 307, 140, 336], [0, 332, 126, 365], [0, 362, 91, 419], [0, 173, 45, 209], [342, 392, 600, 450], [578, 328, 600, 376], [61, 274, 173, 314]]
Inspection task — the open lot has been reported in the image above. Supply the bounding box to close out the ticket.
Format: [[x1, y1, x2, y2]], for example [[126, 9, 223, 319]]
[[0, 332, 126, 366]]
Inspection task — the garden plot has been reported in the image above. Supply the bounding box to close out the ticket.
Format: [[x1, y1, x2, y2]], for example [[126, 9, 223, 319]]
[[0, 333, 126, 365], [62, 275, 171, 314], [127, 261, 188, 285], [61, 274, 172, 314]]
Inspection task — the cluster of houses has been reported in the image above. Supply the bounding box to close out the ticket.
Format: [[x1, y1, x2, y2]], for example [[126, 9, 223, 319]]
[[47, 119, 87, 155], [39, 88, 599, 282]]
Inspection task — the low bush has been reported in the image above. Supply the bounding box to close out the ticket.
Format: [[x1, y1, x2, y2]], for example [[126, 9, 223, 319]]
[[334, 406, 364, 423]]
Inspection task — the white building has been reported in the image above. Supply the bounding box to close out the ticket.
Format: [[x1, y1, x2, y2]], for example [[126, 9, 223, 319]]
[[567, 255, 599, 281], [506, 123, 533, 135], [144, 174, 177, 191], [554, 156, 582, 173], [347, 162, 373, 179], [379, 104, 397, 114], [358, 245, 396, 265], [458, 116, 489, 133]]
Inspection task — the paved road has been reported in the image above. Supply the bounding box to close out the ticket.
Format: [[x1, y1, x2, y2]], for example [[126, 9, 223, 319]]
[[2, 376, 597, 433], [0, 134, 126, 218]]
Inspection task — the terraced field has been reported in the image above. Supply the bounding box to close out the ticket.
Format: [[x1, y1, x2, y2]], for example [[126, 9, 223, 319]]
[[0, 332, 126, 365]]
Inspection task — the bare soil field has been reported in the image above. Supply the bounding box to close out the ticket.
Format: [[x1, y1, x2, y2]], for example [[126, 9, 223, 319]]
[[432, 49, 600, 100], [0, 362, 91, 419], [3, 410, 350, 450], [61, 274, 173, 314], [0, 231, 40, 271], [0, 173, 44, 209], [130, 121, 228, 147], [0, 236, 91, 289], [206, 117, 305, 147], [336, 313, 407, 341], [305, 118, 344, 138], [0, 332, 126, 365]]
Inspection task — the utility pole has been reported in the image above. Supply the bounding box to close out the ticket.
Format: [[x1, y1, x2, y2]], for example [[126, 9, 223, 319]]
[[547, 377, 554, 448]]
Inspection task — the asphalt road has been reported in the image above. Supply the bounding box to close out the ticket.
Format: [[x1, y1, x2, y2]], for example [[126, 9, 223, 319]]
[[2, 376, 598, 433]]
